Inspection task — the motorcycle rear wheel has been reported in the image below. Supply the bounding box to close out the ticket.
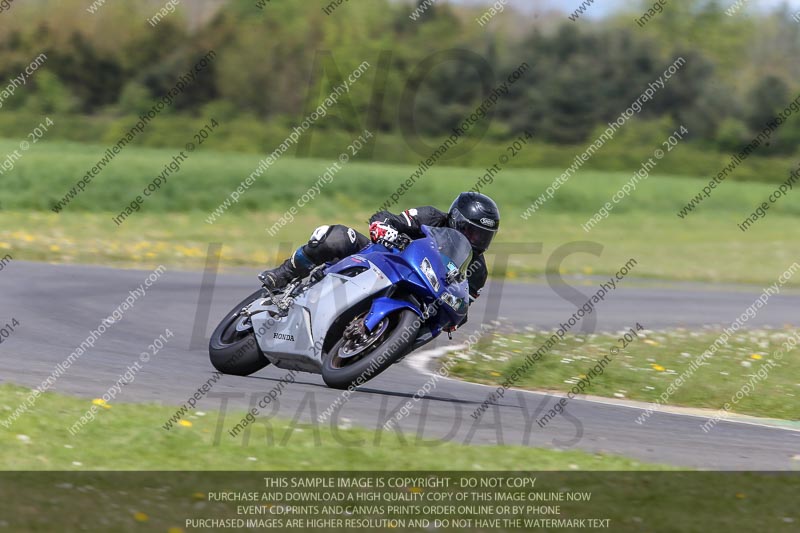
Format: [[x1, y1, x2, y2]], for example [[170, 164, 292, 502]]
[[209, 289, 270, 376]]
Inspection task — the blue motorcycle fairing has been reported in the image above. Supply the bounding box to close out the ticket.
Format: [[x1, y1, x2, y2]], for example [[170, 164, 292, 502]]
[[363, 296, 422, 331], [325, 244, 388, 276], [325, 227, 470, 334], [327, 243, 431, 296]]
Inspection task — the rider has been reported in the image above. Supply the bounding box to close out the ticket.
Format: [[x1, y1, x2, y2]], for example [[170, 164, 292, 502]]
[[259, 192, 500, 302]]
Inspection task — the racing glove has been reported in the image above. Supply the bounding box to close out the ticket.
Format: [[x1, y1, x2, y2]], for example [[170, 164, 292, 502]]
[[369, 221, 399, 244]]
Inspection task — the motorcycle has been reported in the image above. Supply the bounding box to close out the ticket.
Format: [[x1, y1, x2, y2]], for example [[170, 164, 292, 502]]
[[209, 225, 473, 389]]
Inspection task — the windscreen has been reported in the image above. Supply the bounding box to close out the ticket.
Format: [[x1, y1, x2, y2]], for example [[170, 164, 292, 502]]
[[423, 226, 473, 275]]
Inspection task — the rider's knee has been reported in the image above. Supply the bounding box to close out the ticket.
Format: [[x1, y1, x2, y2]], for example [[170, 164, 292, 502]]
[[307, 225, 332, 247], [305, 224, 361, 263]]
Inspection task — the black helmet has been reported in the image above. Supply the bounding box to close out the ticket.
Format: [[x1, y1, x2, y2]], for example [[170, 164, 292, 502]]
[[448, 192, 500, 253]]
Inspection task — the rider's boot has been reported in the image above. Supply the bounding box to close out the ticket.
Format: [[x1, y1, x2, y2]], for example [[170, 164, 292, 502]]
[[258, 247, 315, 291]]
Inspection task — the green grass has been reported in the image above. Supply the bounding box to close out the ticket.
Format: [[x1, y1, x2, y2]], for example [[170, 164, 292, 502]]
[[1, 110, 798, 184], [0, 384, 666, 471], [4, 471, 800, 533], [5, 472, 800, 533], [3, 138, 800, 217], [2, 382, 799, 533], [445, 327, 800, 421], [1, 138, 799, 285], [1, 209, 798, 286]]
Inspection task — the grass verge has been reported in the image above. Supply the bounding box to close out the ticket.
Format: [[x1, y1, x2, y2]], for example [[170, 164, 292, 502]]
[[445, 327, 800, 420], [1, 209, 799, 286], [0, 384, 669, 471]]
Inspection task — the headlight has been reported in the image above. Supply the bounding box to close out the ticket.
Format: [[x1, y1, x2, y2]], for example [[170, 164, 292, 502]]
[[420, 258, 440, 292]]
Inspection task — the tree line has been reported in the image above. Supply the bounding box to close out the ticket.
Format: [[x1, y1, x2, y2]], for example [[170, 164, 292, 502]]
[[0, 0, 798, 156]]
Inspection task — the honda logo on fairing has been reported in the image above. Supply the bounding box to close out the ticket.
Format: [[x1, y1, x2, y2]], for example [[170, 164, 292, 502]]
[[274, 333, 295, 342]]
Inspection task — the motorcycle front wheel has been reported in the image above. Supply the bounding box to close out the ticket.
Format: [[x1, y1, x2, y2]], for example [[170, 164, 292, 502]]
[[321, 308, 419, 390]]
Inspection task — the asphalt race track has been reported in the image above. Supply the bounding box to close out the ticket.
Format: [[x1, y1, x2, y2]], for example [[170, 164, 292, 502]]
[[1, 261, 798, 470]]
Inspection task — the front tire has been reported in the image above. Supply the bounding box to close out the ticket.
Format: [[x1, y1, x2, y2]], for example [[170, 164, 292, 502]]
[[321, 309, 419, 390], [209, 289, 270, 376]]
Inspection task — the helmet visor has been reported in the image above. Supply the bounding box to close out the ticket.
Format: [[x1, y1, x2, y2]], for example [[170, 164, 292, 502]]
[[451, 209, 497, 253]]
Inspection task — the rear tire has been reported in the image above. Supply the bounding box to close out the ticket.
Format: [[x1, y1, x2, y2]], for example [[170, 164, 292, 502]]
[[209, 289, 270, 376], [321, 309, 419, 390]]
